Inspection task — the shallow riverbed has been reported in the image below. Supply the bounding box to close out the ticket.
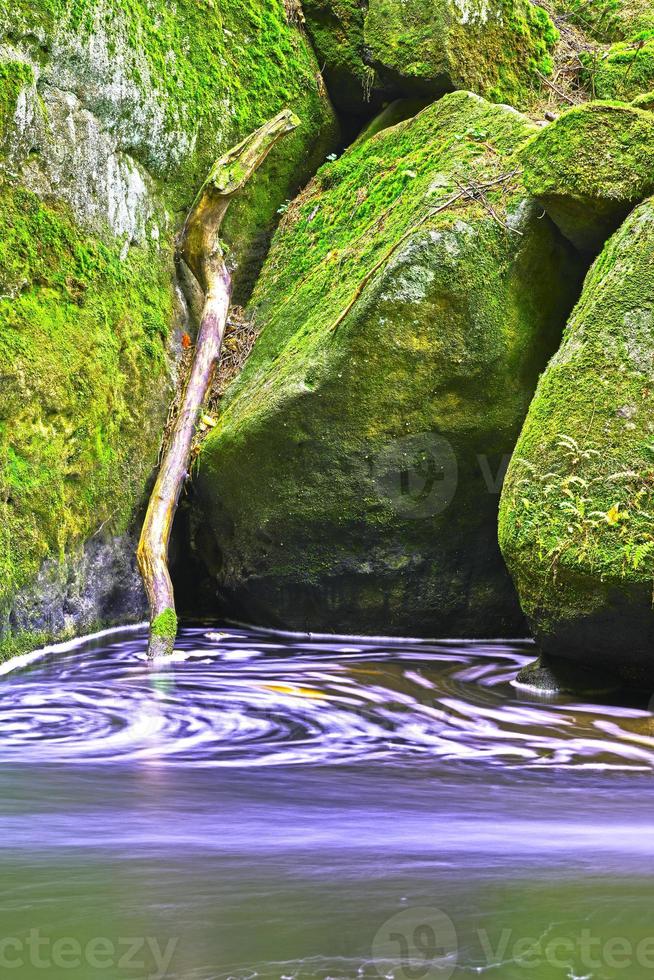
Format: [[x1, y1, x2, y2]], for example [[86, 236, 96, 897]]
[[0, 626, 653, 979]]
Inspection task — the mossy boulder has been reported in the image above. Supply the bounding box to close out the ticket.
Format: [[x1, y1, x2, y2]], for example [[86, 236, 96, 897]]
[[0, 184, 174, 657], [558, 0, 654, 42], [302, 0, 383, 115], [499, 198, 654, 687], [303, 0, 558, 114], [192, 91, 583, 637], [521, 102, 654, 252], [632, 89, 654, 110], [365, 0, 557, 108], [582, 33, 654, 103], [0, 0, 338, 658], [0, 0, 338, 297]]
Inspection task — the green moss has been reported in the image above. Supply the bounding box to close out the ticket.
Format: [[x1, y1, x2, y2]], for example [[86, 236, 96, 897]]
[[302, 0, 557, 113], [0, 0, 339, 296], [520, 101, 654, 250], [302, 0, 378, 112], [0, 181, 173, 652], [632, 88, 654, 109], [151, 608, 178, 638], [557, 0, 654, 42], [364, 0, 558, 110], [582, 31, 654, 101], [0, 0, 340, 655], [499, 198, 654, 675], [0, 61, 33, 142], [192, 92, 583, 636]]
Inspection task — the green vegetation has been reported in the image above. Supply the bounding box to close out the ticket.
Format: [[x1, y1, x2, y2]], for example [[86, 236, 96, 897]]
[[558, 0, 654, 41], [151, 608, 178, 638], [0, 0, 339, 656], [194, 92, 582, 635], [302, 0, 378, 112], [0, 182, 173, 657], [303, 0, 558, 112], [582, 32, 654, 102], [0, 61, 34, 141], [0, 0, 339, 295], [365, 0, 557, 108], [632, 88, 654, 109], [520, 101, 654, 251], [499, 198, 654, 681]]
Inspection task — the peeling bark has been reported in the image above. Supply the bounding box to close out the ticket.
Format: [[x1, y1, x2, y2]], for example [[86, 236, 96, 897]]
[[137, 110, 300, 657]]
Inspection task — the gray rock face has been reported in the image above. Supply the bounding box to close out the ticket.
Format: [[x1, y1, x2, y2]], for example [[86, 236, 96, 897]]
[[5, 536, 147, 647], [3, 54, 161, 246]]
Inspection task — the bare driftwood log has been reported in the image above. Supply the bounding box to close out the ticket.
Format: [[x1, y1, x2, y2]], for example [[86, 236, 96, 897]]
[[138, 110, 300, 657]]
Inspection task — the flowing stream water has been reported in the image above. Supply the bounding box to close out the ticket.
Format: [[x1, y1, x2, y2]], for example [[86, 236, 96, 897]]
[[1, 625, 653, 979]]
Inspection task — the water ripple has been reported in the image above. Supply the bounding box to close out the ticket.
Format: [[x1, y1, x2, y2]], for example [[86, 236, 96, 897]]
[[0, 626, 652, 770]]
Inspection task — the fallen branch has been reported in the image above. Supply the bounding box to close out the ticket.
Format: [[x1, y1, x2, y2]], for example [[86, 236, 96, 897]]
[[535, 68, 580, 106], [137, 109, 299, 657]]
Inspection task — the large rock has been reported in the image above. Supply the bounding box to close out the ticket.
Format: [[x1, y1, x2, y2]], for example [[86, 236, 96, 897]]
[[303, 0, 558, 114], [583, 35, 654, 103], [301, 0, 384, 115], [0, 0, 338, 295], [499, 198, 654, 687], [521, 102, 654, 252], [0, 0, 338, 659], [192, 91, 583, 637], [559, 0, 654, 42], [570, 0, 654, 103]]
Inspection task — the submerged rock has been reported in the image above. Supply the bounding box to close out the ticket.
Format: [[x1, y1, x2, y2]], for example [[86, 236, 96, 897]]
[[499, 198, 654, 687], [193, 91, 583, 637], [520, 101, 654, 252], [303, 0, 558, 113]]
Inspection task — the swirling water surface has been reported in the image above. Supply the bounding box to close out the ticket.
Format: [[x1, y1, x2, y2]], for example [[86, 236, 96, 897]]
[[1, 626, 654, 980], [1, 625, 653, 771]]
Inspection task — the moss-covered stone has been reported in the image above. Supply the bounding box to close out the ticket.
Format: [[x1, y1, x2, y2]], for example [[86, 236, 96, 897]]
[[558, 0, 654, 42], [0, 0, 339, 296], [302, 0, 382, 115], [582, 32, 654, 103], [365, 0, 558, 108], [520, 101, 654, 252], [355, 99, 432, 145], [632, 88, 654, 110], [0, 183, 173, 657], [192, 91, 583, 637], [303, 0, 558, 114], [0, 0, 339, 658], [499, 198, 654, 687]]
